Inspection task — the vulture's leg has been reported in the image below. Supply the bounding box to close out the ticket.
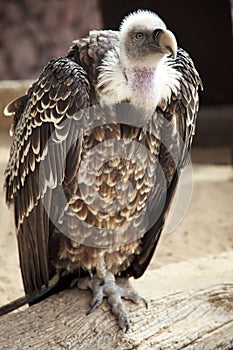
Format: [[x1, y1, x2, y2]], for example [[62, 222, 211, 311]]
[[77, 272, 147, 331]]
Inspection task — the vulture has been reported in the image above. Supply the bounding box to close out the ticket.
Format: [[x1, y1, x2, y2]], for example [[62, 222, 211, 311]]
[[2, 10, 202, 330]]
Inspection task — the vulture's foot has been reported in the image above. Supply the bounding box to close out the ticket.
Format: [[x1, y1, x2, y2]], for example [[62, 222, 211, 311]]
[[77, 271, 147, 332]]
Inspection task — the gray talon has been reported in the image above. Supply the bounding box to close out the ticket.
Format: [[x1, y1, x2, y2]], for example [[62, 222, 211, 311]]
[[86, 299, 101, 315], [70, 277, 79, 288], [142, 296, 148, 309], [77, 272, 146, 330], [125, 319, 130, 333]]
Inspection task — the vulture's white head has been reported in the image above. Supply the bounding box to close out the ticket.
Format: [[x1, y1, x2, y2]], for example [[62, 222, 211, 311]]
[[119, 10, 177, 69], [97, 10, 180, 109]]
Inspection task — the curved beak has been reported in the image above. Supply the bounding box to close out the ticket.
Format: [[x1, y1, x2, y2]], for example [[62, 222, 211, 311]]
[[154, 29, 177, 58]]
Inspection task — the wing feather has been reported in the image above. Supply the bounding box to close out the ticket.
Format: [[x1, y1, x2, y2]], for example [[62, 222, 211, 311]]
[[5, 57, 90, 294]]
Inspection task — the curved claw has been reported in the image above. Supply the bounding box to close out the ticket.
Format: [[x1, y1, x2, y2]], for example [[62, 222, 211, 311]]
[[125, 320, 130, 333], [70, 277, 79, 288], [118, 315, 130, 333], [141, 296, 148, 309], [86, 299, 101, 315]]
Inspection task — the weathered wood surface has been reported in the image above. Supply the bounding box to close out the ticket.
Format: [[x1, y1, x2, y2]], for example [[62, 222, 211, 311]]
[[0, 252, 233, 350]]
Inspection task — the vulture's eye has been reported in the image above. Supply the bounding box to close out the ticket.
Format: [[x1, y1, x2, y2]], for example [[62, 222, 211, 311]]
[[134, 32, 144, 40]]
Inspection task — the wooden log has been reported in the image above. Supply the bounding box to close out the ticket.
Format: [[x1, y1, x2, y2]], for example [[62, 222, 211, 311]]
[[0, 252, 233, 350]]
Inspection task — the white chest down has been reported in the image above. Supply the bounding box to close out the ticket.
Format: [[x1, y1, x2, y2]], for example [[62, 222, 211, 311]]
[[96, 50, 181, 111]]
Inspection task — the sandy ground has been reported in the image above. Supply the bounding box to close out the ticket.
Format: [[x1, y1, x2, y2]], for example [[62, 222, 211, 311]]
[[0, 130, 232, 307]]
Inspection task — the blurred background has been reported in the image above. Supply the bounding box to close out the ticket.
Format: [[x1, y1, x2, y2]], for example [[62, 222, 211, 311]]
[[0, 0, 232, 308]]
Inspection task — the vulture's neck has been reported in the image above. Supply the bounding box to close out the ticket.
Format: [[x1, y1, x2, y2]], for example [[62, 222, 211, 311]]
[[125, 67, 160, 109], [97, 50, 180, 110]]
